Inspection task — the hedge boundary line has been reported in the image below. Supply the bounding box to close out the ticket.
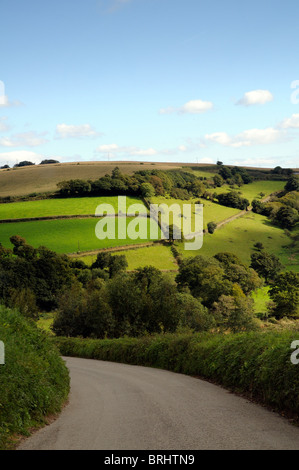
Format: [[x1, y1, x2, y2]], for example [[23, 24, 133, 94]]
[[54, 330, 299, 419], [0, 307, 70, 450]]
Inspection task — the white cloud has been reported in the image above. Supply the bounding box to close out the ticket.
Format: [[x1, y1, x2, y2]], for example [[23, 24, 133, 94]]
[[0, 150, 44, 166], [160, 99, 213, 115], [0, 131, 48, 147], [56, 123, 102, 139], [279, 113, 299, 129], [205, 127, 286, 148], [96, 144, 157, 157], [131, 148, 157, 156], [236, 89, 274, 106]]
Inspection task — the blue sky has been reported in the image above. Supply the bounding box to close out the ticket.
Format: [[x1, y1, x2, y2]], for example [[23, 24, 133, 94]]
[[0, 0, 299, 168]]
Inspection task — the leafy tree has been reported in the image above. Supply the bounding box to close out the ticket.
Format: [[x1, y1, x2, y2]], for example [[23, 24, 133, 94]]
[[250, 250, 283, 283], [213, 174, 224, 187], [140, 182, 156, 198], [268, 271, 299, 318], [212, 284, 257, 332], [176, 255, 233, 307], [219, 166, 232, 180], [285, 176, 299, 192], [207, 221, 217, 234], [274, 206, 298, 229]]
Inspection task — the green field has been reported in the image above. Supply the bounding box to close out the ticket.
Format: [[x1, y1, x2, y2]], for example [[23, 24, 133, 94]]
[[251, 286, 270, 315], [213, 180, 285, 202], [0, 217, 160, 254], [177, 212, 298, 272], [151, 196, 240, 230], [0, 195, 146, 220], [75, 244, 177, 271]]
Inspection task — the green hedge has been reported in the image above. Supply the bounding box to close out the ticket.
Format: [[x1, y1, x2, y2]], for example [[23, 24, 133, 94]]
[[0, 306, 70, 449], [55, 330, 299, 417]]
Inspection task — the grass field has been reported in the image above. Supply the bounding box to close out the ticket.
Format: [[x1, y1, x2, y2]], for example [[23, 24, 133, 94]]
[[213, 180, 286, 202], [0, 217, 160, 253], [0, 161, 190, 197], [74, 243, 177, 271], [177, 212, 298, 272], [251, 286, 270, 315], [0, 196, 146, 220], [151, 196, 240, 230]]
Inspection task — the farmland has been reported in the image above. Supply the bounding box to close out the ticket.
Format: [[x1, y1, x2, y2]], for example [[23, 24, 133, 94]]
[[0, 164, 297, 275], [0, 195, 146, 220], [0, 217, 159, 254], [74, 244, 177, 271], [151, 196, 241, 230], [177, 211, 298, 272], [0, 161, 197, 197], [212, 180, 286, 202]]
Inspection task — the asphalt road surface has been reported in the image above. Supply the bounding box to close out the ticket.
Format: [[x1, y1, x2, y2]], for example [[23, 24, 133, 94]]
[[18, 356, 299, 450]]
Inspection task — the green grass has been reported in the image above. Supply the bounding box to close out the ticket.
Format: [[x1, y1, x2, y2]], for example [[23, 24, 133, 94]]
[[251, 286, 270, 314], [177, 212, 298, 272], [213, 180, 285, 202], [0, 217, 160, 254], [74, 244, 177, 271], [0, 196, 146, 220], [151, 196, 240, 230], [184, 168, 217, 179], [37, 312, 55, 333]]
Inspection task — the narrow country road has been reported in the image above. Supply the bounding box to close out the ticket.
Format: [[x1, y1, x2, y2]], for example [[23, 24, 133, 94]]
[[18, 357, 299, 450]]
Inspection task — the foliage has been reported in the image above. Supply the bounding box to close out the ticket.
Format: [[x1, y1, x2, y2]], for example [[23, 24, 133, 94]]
[[217, 191, 250, 210], [207, 221, 217, 234], [250, 249, 284, 282], [268, 271, 299, 318], [0, 306, 69, 449], [55, 329, 299, 418]]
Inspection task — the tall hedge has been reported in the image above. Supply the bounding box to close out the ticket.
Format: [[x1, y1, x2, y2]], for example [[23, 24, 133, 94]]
[[55, 330, 299, 418], [0, 306, 70, 449]]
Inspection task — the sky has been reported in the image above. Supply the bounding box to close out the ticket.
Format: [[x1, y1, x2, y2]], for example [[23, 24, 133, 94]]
[[0, 0, 299, 169]]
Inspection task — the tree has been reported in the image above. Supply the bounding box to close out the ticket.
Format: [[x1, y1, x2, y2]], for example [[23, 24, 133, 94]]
[[268, 271, 299, 318], [207, 221, 217, 234], [176, 255, 233, 307], [219, 166, 232, 180], [140, 182, 155, 198], [250, 250, 283, 282], [213, 174, 224, 187], [285, 176, 299, 192], [275, 206, 298, 229], [40, 159, 59, 164], [212, 284, 257, 332]]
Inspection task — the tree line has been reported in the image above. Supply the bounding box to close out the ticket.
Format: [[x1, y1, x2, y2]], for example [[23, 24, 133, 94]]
[[0, 236, 297, 339]]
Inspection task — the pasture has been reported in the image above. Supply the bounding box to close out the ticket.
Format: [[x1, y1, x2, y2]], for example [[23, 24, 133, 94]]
[[0, 217, 160, 254], [74, 243, 177, 271], [213, 180, 286, 202], [0, 195, 146, 220], [151, 196, 240, 230], [177, 212, 298, 272]]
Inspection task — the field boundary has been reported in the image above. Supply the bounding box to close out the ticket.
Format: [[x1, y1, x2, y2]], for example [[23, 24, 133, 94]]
[[68, 240, 165, 257]]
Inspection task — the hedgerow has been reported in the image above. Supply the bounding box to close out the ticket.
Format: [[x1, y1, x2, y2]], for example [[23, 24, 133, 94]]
[[54, 330, 299, 418], [0, 306, 70, 449]]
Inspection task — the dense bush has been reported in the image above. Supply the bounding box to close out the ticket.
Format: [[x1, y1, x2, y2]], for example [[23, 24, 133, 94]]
[[55, 329, 299, 418], [0, 306, 70, 449]]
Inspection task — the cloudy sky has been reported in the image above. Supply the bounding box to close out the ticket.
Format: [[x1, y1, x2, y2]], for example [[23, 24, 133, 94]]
[[1, 0, 299, 168]]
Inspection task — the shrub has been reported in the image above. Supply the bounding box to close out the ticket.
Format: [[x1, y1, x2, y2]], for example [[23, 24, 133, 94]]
[[0, 306, 69, 449]]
